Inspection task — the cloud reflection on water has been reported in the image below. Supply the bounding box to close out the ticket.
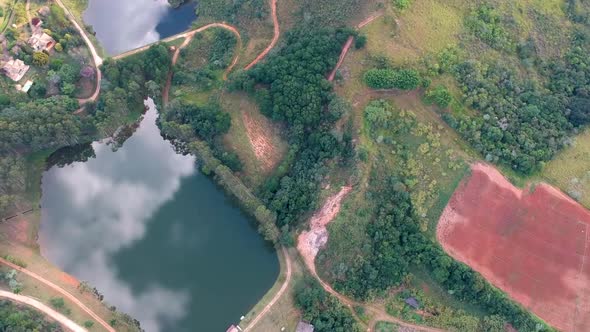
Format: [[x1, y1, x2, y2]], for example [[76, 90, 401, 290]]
[[41, 100, 195, 332], [84, 0, 169, 55]]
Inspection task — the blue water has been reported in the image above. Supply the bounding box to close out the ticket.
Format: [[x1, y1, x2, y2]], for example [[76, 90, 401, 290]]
[[83, 0, 198, 55]]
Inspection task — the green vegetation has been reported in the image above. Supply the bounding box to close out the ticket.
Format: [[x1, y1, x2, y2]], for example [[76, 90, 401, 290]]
[[172, 28, 236, 96], [197, 0, 268, 23], [2, 269, 23, 293], [364, 68, 421, 90], [297, 0, 362, 27], [294, 277, 361, 332], [333, 171, 552, 331], [0, 299, 63, 331], [231, 27, 353, 227], [424, 85, 452, 108], [393, 0, 412, 10], [465, 4, 513, 51], [92, 44, 171, 134], [543, 128, 590, 208]]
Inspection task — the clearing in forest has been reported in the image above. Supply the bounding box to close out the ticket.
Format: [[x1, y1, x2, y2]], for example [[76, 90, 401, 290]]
[[437, 163, 590, 332]]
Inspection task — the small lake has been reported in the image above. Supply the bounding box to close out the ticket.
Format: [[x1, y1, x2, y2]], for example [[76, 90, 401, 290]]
[[40, 100, 279, 332], [83, 0, 198, 55]]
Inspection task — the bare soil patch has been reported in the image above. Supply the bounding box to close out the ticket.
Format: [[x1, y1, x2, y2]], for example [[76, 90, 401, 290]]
[[241, 107, 283, 172], [297, 186, 352, 276], [437, 163, 590, 332]]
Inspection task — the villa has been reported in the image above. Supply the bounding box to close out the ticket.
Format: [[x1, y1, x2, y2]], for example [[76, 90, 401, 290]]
[[1, 58, 30, 82], [28, 31, 55, 52]]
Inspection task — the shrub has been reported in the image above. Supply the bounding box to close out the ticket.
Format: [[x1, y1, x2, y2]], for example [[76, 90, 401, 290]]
[[355, 35, 367, 49], [425, 85, 452, 108], [364, 68, 421, 90], [84, 321, 94, 328], [50, 297, 65, 309], [394, 0, 412, 10]]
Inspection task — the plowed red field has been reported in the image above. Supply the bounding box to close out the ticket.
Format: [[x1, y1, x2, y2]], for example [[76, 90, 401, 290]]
[[437, 163, 590, 332]]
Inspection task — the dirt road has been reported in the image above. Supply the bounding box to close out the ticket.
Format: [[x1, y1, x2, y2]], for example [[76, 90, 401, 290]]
[[0, 257, 115, 332], [53, 0, 103, 109], [328, 12, 383, 82], [162, 22, 242, 104], [244, 0, 279, 70], [241, 246, 292, 332], [296, 188, 446, 332], [0, 290, 87, 332]]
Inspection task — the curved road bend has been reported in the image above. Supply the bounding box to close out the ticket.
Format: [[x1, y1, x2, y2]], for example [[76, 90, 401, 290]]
[[51, 0, 103, 107], [0, 257, 115, 332], [241, 246, 292, 332], [0, 290, 87, 332], [244, 0, 279, 70]]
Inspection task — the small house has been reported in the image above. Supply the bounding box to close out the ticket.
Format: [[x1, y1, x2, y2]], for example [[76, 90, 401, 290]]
[[38, 6, 50, 17], [295, 321, 315, 332], [225, 325, 239, 332], [31, 17, 43, 28], [28, 31, 55, 52], [405, 297, 421, 309], [1, 58, 30, 82]]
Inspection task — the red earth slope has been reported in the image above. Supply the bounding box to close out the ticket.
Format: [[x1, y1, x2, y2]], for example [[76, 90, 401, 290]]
[[437, 163, 590, 332]]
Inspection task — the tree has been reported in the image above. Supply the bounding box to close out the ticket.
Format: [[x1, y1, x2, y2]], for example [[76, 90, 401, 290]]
[[425, 85, 452, 108], [32, 52, 49, 66], [364, 68, 421, 90], [355, 35, 367, 49]]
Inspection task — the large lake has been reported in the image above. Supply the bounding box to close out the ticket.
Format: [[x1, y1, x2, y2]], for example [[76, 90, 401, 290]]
[[83, 0, 198, 55], [39, 101, 279, 332]]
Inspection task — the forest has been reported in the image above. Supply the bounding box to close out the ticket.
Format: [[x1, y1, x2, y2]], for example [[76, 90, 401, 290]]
[[231, 27, 353, 227]]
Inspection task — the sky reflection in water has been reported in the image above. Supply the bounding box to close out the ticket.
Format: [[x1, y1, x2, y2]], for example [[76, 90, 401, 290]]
[[41, 101, 194, 331], [83, 0, 197, 55], [40, 100, 279, 331]]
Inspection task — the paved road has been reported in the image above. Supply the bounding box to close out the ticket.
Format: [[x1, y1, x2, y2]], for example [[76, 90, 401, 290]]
[[0, 257, 115, 332], [0, 290, 87, 332]]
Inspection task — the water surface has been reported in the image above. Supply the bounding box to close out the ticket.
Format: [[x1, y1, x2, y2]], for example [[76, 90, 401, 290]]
[[83, 0, 198, 55], [40, 101, 279, 332]]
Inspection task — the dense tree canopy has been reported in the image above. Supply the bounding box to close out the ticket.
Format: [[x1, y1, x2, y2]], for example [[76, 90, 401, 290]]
[[231, 27, 353, 226]]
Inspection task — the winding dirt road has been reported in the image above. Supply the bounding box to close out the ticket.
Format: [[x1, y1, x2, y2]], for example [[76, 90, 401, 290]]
[[328, 12, 383, 82], [53, 0, 103, 105], [162, 22, 242, 104], [241, 246, 292, 332], [0, 257, 115, 332], [244, 0, 279, 70], [0, 290, 87, 332]]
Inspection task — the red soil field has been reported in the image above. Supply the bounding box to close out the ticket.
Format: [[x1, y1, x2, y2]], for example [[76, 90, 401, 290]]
[[437, 163, 590, 332]]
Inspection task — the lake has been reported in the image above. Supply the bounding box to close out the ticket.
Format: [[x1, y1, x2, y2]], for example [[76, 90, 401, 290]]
[[83, 0, 198, 55], [39, 100, 279, 332]]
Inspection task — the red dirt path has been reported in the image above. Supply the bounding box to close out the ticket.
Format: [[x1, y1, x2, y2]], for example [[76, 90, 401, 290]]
[[437, 163, 590, 332], [244, 0, 279, 70]]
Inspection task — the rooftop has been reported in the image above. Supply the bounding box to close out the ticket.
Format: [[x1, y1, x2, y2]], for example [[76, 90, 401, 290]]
[[296, 321, 315, 332], [1, 58, 30, 82]]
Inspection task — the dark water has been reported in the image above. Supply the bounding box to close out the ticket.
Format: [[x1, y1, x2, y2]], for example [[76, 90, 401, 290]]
[[40, 101, 279, 332], [83, 0, 198, 55]]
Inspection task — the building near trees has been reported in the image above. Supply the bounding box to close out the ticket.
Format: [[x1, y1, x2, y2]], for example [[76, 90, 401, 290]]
[[28, 31, 55, 52], [1, 58, 30, 82]]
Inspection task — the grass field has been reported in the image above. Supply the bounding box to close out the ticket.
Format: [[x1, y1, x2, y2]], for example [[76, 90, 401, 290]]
[[375, 321, 399, 332], [542, 129, 590, 209]]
